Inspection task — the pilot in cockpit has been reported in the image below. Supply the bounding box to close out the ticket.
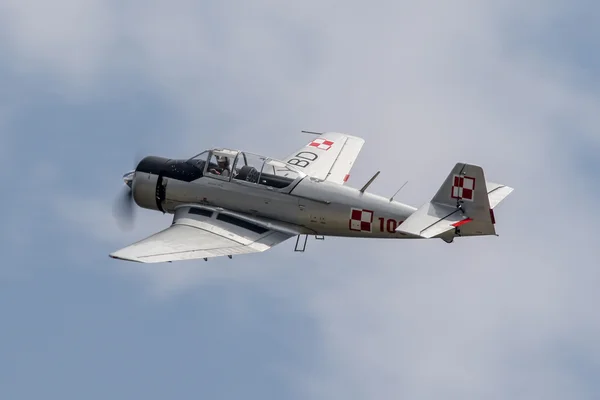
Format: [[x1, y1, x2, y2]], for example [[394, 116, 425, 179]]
[[210, 156, 231, 176]]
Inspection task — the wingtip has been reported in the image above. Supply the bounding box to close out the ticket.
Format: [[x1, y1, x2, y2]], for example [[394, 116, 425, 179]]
[[109, 253, 142, 263]]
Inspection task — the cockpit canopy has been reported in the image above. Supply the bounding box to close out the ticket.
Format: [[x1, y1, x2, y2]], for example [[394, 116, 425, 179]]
[[186, 148, 306, 190]]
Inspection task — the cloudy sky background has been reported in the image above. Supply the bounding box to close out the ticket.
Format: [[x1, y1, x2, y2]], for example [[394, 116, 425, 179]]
[[1, 1, 599, 399]]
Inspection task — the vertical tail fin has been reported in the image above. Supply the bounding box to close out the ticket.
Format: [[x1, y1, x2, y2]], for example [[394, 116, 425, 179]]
[[431, 163, 496, 236]]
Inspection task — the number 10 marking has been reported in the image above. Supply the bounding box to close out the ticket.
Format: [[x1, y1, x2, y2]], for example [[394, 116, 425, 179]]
[[379, 217, 401, 233]]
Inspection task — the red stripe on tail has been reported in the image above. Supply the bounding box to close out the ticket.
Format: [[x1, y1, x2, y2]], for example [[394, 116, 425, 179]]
[[452, 218, 473, 227]]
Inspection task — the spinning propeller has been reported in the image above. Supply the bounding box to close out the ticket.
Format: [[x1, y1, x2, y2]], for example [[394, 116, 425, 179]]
[[113, 152, 145, 231], [113, 170, 136, 231]]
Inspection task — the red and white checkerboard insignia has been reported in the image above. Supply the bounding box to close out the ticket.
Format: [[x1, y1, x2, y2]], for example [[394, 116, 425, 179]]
[[308, 138, 334, 151], [450, 175, 476, 201], [349, 208, 374, 232]]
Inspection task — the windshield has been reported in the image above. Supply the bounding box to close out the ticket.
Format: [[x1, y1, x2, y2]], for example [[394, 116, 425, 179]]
[[185, 150, 209, 169]]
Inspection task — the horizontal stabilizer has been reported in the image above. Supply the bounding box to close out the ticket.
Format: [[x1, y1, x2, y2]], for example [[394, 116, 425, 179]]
[[395, 202, 471, 238], [487, 182, 514, 209]]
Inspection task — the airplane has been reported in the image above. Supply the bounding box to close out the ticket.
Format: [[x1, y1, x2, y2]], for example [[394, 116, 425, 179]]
[[110, 131, 513, 263]]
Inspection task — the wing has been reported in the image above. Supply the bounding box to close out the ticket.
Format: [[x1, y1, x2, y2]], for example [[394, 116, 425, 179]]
[[109, 206, 299, 263], [283, 132, 365, 184]]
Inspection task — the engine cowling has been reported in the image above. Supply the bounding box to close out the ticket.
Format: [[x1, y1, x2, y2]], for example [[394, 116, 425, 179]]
[[132, 156, 168, 212], [132, 156, 205, 212]]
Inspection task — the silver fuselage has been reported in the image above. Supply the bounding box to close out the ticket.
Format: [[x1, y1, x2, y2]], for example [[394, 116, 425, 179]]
[[132, 159, 417, 239]]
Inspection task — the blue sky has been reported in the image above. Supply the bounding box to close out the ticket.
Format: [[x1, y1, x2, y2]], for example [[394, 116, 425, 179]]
[[1, 1, 600, 399]]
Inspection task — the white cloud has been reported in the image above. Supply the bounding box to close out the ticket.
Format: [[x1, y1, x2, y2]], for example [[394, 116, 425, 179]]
[[3, 0, 600, 398]]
